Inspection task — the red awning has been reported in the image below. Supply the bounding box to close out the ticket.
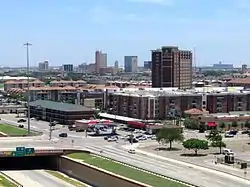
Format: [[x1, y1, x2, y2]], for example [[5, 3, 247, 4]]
[[207, 122, 217, 127], [88, 120, 98, 125]]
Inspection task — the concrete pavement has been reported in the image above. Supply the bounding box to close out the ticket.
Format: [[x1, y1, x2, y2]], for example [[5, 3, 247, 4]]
[[2, 170, 76, 187]]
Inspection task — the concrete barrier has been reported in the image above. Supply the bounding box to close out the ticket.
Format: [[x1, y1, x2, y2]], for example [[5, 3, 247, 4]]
[[59, 156, 151, 187]]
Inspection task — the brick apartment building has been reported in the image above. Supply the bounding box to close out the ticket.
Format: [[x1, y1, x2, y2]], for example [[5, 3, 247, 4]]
[[106, 87, 250, 120]]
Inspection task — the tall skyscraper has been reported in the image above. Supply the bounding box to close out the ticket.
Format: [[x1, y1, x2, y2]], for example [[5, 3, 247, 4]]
[[114, 60, 119, 69], [151, 46, 192, 89], [95, 50, 101, 74], [95, 50, 107, 73], [38, 60, 49, 71], [124, 56, 138, 73], [100, 53, 107, 68]]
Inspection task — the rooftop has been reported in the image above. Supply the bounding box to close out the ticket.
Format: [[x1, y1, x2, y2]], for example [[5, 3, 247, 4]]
[[30, 100, 94, 112], [111, 86, 247, 97]]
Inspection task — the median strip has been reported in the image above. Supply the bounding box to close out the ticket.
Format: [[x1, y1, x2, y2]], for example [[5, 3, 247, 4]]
[[46, 170, 89, 187], [0, 123, 37, 136], [67, 152, 188, 187]]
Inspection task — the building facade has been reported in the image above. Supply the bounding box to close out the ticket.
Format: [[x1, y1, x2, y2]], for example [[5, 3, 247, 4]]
[[124, 56, 138, 73], [105, 87, 250, 120], [29, 100, 94, 125], [63, 64, 73, 72], [151, 46, 192, 89], [38, 61, 49, 71], [144, 61, 152, 69]]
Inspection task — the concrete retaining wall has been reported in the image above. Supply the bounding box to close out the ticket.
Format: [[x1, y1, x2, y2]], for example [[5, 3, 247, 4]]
[[58, 156, 149, 187]]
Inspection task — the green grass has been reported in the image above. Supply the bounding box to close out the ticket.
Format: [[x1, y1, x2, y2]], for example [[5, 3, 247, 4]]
[[67, 153, 187, 187], [0, 124, 29, 136], [0, 174, 17, 187], [46, 170, 88, 187]]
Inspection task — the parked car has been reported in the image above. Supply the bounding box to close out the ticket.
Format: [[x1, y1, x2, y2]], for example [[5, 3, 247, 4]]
[[222, 148, 234, 155], [107, 136, 118, 142], [59, 133, 68, 138], [18, 125, 24, 128], [151, 135, 157, 140], [225, 133, 234, 138], [128, 149, 135, 154], [17, 119, 26, 123], [241, 130, 250, 134], [228, 130, 238, 135], [137, 135, 147, 141]]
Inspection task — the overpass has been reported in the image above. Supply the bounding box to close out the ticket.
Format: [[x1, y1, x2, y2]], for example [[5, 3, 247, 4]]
[[0, 147, 149, 187]]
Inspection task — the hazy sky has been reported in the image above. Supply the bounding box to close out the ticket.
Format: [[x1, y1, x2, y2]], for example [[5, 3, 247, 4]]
[[1, 0, 250, 67]]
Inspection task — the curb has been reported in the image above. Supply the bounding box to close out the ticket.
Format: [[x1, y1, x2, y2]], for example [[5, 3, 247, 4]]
[[89, 151, 198, 187], [0, 171, 23, 187]]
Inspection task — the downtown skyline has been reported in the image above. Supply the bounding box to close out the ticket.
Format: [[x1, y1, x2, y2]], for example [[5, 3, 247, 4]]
[[0, 0, 250, 67]]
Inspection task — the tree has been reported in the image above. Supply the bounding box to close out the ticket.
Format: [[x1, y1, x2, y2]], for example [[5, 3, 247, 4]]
[[183, 119, 199, 130], [156, 127, 184, 150], [245, 121, 250, 129], [232, 121, 238, 128], [206, 130, 226, 154], [183, 138, 209, 155], [219, 122, 225, 129]]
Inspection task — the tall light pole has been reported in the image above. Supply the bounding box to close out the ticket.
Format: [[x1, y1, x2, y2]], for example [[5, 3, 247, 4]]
[[24, 42, 32, 135]]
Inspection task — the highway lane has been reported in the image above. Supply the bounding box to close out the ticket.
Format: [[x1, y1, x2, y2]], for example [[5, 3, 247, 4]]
[[84, 144, 250, 187], [2, 170, 75, 187]]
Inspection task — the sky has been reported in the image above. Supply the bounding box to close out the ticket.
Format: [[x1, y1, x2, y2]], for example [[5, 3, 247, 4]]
[[1, 0, 250, 67]]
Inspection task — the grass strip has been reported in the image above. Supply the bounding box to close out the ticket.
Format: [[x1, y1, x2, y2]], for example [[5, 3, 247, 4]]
[[67, 152, 187, 187], [46, 170, 88, 187], [0, 124, 32, 136], [0, 174, 17, 187]]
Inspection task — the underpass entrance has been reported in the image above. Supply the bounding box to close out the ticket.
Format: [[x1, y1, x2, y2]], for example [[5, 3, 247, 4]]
[[0, 155, 59, 170]]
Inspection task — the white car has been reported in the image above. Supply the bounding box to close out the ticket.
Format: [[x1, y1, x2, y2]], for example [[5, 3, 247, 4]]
[[151, 135, 157, 140], [224, 133, 234, 138], [128, 149, 135, 154], [108, 137, 117, 142], [222, 148, 234, 155], [138, 136, 147, 140]]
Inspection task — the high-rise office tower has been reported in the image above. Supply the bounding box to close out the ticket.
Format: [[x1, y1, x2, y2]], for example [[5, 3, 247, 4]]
[[100, 53, 107, 68], [124, 56, 138, 73], [38, 60, 49, 71], [151, 46, 192, 89], [95, 50, 101, 73], [114, 60, 119, 69]]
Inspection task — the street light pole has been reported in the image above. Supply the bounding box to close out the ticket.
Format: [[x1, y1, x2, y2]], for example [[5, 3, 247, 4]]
[[24, 42, 32, 135]]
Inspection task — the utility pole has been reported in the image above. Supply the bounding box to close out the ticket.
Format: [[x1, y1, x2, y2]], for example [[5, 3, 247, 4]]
[[24, 42, 32, 135], [49, 119, 53, 141]]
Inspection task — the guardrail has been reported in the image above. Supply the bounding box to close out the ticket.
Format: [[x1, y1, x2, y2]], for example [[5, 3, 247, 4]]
[[0, 171, 23, 187]]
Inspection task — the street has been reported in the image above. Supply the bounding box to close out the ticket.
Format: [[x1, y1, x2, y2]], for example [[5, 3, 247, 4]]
[[1, 114, 250, 187], [2, 170, 75, 187]]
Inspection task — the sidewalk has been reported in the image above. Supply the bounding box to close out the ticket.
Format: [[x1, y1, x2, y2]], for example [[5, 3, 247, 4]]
[[123, 144, 250, 182]]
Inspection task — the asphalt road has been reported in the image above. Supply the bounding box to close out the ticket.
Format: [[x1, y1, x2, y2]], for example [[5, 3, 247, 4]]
[[2, 170, 75, 187], [1, 114, 250, 187], [84, 144, 250, 187]]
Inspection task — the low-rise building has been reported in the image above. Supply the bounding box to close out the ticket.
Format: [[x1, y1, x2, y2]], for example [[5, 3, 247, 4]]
[[29, 100, 95, 125], [4, 79, 44, 91], [106, 86, 250, 120]]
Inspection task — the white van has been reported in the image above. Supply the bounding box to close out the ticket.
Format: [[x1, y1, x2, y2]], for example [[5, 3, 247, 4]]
[[222, 148, 234, 155]]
